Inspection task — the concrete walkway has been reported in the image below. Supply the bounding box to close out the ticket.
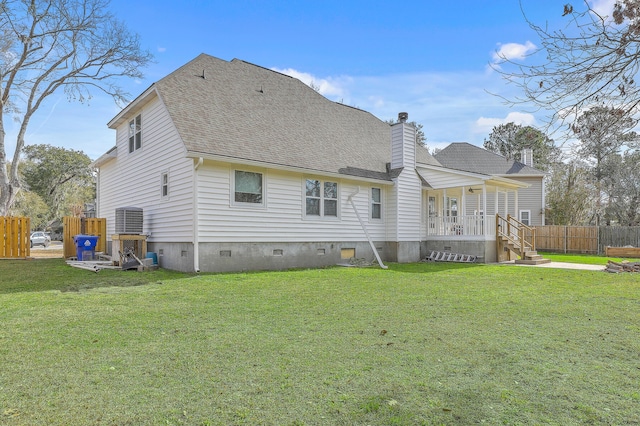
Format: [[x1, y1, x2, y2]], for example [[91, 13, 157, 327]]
[[506, 261, 605, 271]]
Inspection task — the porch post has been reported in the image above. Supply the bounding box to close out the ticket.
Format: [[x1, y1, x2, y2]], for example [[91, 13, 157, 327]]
[[443, 188, 447, 216], [482, 185, 487, 235], [514, 190, 519, 221], [461, 186, 466, 216], [494, 186, 499, 217], [504, 191, 509, 217]]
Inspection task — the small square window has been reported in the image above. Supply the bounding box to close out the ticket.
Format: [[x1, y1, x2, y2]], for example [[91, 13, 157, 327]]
[[234, 170, 263, 204]]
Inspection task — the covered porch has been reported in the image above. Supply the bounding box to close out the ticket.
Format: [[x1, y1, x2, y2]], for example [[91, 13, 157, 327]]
[[416, 164, 529, 262]]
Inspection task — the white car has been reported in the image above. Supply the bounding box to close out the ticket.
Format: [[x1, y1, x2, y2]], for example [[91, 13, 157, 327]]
[[30, 231, 51, 248]]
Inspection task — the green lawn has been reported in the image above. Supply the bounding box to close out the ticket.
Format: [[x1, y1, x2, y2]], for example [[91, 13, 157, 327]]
[[539, 251, 632, 265], [1, 259, 639, 425]]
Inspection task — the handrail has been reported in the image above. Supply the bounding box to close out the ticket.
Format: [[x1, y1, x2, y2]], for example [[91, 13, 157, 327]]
[[496, 214, 536, 257]]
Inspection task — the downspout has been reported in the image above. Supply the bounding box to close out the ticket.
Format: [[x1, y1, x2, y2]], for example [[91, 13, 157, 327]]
[[347, 187, 388, 269], [193, 157, 204, 273]]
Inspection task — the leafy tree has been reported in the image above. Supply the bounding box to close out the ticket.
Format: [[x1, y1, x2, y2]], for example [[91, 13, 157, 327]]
[[483, 123, 562, 171], [545, 160, 595, 225], [10, 189, 49, 229], [0, 0, 153, 215], [21, 144, 94, 221], [497, 1, 640, 128], [571, 106, 637, 224]]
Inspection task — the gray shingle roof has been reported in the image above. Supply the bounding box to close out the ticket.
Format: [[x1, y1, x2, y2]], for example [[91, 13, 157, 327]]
[[142, 54, 439, 179], [434, 142, 545, 176]]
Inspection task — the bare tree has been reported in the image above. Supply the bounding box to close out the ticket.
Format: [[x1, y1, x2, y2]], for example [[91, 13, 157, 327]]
[[572, 106, 637, 224], [0, 0, 153, 215], [497, 1, 640, 130], [545, 159, 595, 225], [603, 151, 640, 225]]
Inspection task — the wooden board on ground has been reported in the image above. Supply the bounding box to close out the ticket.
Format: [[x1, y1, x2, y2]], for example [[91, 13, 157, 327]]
[[605, 246, 640, 258]]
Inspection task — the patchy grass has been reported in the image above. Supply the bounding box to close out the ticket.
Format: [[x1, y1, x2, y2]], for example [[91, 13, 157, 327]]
[[0, 260, 639, 425], [0, 258, 189, 293]]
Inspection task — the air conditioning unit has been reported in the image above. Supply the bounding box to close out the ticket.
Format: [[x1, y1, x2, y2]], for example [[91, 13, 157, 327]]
[[115, 207, 143, 234]]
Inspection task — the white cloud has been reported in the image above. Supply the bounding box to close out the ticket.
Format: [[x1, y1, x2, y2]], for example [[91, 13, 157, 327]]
[[474, 112, 537, 134], [271, 67, 346, 97], [589, 0, 616, 18], [491, 41, 536, 63]]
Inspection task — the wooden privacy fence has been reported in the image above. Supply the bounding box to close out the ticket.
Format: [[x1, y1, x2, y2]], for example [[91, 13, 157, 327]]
[[63, 217, 107, 258], [536, 226, 599, 254], [0, 216, 30, 258], [535, 225, 640, 254]]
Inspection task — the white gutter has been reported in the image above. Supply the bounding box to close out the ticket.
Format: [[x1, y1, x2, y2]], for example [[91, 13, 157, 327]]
[[347, 187, 388, 269], [193, 157, 204, 273]]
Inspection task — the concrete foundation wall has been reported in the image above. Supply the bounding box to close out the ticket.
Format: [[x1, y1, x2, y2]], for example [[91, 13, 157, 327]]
[[147, 242, 195, 272], [146, 241, 394, 273], [143, 239, 497, 273], [387, 241, 421, 263], [421, 239, 497, 263]]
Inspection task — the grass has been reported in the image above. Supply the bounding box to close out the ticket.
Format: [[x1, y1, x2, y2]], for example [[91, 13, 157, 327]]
[[539, 251, 635, 265], [1, 259, 639, 425]]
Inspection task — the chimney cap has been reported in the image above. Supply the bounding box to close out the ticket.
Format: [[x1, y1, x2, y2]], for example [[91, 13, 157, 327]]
[[398, 112, 408, 123]]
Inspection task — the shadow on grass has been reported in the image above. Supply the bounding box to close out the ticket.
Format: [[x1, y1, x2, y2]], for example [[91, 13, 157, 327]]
[[384, 261, 483, 274], [0, 258, 192, 295]]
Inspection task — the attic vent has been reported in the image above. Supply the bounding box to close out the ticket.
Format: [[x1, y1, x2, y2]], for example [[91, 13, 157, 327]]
[[115, 207, 143, 234]]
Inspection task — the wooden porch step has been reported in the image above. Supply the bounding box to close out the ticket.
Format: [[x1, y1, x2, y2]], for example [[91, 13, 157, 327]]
[[515, 258, 552, 265], [516, 250, 551, 265]]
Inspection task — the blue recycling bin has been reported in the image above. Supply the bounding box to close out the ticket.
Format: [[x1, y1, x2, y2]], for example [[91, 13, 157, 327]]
[[74, 235, 99, 261]]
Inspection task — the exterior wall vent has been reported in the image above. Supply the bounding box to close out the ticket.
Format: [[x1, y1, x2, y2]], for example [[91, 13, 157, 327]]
[[115, 207, 143, 234]]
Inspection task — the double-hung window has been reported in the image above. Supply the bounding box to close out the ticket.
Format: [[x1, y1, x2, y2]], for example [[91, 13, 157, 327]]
[[234, 170, 263, 204], [519, 210, 531, 226], [305, 179, 338, 217], [129, 114, 142, 153], [371, 187, 382, 219]]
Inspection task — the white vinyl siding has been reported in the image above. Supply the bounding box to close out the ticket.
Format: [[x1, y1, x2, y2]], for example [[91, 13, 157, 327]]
[[392, 168, 422, 241], [97, 95, 194, 243], [196, 163, 388, 243], [513, 177, 544, 226]]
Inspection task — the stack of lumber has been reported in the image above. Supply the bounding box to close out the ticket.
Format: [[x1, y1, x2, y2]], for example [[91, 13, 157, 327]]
[[605, 260, 640, 273]]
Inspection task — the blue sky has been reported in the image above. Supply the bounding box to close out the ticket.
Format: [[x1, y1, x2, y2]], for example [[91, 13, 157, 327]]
[[6, 0, 614, 160]]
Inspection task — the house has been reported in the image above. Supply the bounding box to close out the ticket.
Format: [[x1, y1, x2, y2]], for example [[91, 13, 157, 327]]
[[434, 142, 547, 226], [92, 54, 530, 272]]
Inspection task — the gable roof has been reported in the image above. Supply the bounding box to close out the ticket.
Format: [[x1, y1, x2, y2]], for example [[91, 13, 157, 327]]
[[434, 142, 545, 176], [108, 53, 440, 180]]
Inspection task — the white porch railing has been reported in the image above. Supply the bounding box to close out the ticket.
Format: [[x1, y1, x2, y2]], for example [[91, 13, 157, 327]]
[[427, 215, 495, 237]]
